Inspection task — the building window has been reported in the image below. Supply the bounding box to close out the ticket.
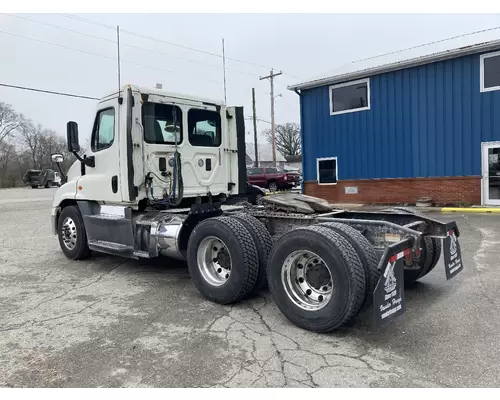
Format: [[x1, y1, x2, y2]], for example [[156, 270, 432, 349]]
[[481, 51, 500, 92], [317, 157, 338, 185], [91, 108, 115, 152], [329, 78, 370, 115]]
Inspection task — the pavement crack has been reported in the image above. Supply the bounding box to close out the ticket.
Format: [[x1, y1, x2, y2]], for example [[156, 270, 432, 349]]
[[0, 300, 101, 332], [30, 260, 127, 312], [250, 303, 288, 386], [33, 300, 101, 325]]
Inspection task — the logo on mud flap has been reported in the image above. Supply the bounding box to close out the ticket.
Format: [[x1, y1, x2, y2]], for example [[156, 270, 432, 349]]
[[449, 231, 457, 256], [384, 261, 397, 294]]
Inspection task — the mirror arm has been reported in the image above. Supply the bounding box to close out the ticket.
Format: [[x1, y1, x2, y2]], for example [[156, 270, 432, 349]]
[[54, 162, 67, 183], [73, 151, 95, 168]]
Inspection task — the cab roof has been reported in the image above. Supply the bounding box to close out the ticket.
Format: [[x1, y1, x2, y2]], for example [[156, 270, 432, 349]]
[[99, 84, 225, 106]]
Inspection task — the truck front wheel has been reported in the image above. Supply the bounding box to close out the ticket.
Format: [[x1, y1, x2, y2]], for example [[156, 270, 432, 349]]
[[187, 216, 259, 304], [57, 205, 91, 260]]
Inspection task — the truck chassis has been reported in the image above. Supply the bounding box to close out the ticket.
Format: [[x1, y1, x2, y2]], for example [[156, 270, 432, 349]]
[[52, 192, 464, 333]]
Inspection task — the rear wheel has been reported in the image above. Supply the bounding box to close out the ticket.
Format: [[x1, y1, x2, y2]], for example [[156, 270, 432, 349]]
[[232, 213, 273, 292], [267, 225, 366, 333], [187, 216, 259, 304], [57, 205, 91, 260], [268, 181, 278, 192], [318, 222, 380, 310], [382, 207, 437, 284], [387, 207, 442, 277]]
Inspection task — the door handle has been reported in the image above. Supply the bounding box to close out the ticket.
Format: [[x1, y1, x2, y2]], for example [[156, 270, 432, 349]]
[[111, 176, 118, 193]]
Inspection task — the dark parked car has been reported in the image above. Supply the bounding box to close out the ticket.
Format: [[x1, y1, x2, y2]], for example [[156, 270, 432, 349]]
[[247, 166, 301, 192], [23, 169, 61, 188]]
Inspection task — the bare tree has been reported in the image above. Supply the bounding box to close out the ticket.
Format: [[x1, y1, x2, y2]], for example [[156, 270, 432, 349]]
[[0, 102, 22, 145], [0, 141, 16, 187], [19, 119, 44, 169], [0, 102, 78, 188], [263, 122, 301, 157]]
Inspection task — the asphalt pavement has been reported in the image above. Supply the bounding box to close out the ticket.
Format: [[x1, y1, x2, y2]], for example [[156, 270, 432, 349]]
[[1, 187, 500, 388]]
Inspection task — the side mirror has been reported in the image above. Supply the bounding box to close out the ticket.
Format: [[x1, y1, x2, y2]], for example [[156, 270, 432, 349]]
[[67, 121, 80, 153], [51, 154, 64, 163]]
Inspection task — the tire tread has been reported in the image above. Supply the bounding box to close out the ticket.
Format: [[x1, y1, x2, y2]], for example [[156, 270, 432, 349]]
[[187, 216, 259, 304], [232, 213, 273, 291], [319, 222, 380, 309], [303, 225, 366, 329]]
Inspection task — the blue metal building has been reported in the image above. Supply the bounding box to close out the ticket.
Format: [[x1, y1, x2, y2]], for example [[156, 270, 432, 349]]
[[288, 35, 500, 206]]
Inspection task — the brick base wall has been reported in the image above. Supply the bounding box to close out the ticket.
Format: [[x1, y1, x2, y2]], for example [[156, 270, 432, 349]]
[[304, 176, 481, 205]]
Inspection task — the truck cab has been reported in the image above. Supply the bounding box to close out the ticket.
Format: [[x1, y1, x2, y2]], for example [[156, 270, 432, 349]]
[[54, 84, 246, 211]]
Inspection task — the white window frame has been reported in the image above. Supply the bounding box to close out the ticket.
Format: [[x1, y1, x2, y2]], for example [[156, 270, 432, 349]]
[[316, 157, 338, 186], [480, 50, 500, 93], [329, 78, 371, 116]]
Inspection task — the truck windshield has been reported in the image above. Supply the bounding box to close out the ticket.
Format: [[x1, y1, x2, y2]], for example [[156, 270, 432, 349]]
[[142, 103, 183, 145]]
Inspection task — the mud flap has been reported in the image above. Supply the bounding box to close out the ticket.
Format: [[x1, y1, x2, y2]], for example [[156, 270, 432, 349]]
[[373, 237, 415, 328], [443, 228, 463, 280]]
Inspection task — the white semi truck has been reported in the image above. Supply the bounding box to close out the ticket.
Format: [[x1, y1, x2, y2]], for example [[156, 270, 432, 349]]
[[50, 84, 464, 333]]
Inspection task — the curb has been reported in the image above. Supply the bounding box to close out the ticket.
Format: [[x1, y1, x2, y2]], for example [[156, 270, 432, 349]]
[[441, 207, 500, 213]]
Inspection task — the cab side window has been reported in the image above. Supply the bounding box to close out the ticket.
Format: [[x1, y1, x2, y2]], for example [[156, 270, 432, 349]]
[[91, 108, 115, 152], [188, 109, 221, 147]]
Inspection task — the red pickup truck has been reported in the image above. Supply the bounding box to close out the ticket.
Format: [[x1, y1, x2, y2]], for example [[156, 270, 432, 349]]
[[247, 166, 302, 192]]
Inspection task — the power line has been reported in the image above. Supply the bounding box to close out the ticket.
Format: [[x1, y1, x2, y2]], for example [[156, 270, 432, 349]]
[[0, 83, 99, 100], [0, 29, 117, 61], [245, 116, 271, 124], [1, 13, 262, 80], [0, 29, 245, 90], [352, 25, 500, 64], [56, 12, 303, 81]]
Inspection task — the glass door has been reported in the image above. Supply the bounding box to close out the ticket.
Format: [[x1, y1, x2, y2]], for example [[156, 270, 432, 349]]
[[482, 142, 500, 206]]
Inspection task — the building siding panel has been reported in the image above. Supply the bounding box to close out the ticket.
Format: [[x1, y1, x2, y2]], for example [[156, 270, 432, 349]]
[[300, 52, 500, 182]]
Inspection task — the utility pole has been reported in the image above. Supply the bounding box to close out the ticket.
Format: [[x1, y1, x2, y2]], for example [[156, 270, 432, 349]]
[[252, 88, 259, 167], [260, 69, 282, 166]]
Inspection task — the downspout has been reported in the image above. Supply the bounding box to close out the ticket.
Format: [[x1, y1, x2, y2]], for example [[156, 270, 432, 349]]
[[293, 88, 305, 194]]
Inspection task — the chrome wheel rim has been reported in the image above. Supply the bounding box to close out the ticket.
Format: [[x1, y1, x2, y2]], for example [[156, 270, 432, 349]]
[[61, 217, 77, 251], [197, 236, 232, 287], [281, 250, 333, 311]]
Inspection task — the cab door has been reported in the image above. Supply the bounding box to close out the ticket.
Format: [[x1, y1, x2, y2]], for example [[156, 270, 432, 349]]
[[75, 98, 122, 203], [180, 106, 229, 197]]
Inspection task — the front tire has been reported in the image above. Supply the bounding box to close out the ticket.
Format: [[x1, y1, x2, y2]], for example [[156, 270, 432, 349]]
[[187, 216, 259, 304], [57, 205, 91, 260], [268, 181, 278, 192]]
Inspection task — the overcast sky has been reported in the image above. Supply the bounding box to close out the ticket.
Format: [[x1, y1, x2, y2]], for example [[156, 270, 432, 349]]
[[1, 13, 500, 144]]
